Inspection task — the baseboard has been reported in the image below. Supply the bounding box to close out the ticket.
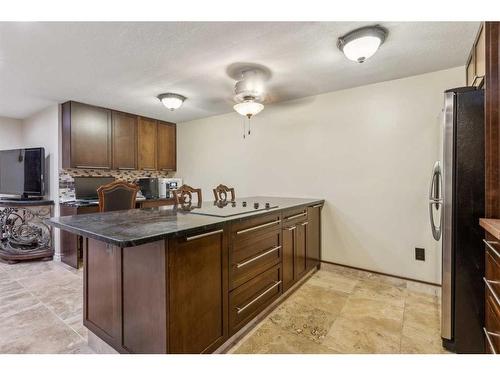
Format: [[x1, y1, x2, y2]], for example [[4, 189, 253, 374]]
[[320, 260, 441, 287]]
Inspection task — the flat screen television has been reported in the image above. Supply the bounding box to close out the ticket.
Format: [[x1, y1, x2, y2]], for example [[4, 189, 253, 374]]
[[0, 147, 45, 199]]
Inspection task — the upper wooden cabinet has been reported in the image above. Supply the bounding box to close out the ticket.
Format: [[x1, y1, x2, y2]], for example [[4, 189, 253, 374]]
[[157, 121, 176, 171], [466, 23, 486, 87], [62, 101, 112, 169], [112, 111, 137, 170], [62, 101, 176, 171], [137, 117, 157, 171]]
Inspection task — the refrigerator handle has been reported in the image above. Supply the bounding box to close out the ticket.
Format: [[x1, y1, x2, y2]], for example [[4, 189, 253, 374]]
[[429, 161, 442, 241]]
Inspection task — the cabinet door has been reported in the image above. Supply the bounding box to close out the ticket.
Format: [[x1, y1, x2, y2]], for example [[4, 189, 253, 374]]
[[168, 228, 227, 353], [475, 23, 486, 83], [112, 111, 137, 170], [157, 121, 176, 171], [70, 102, 112, 169], [295, 222, 308, 280], [306, 205, 321, 270], [282, 226, 295, 291], [137, 117, 157, 170]]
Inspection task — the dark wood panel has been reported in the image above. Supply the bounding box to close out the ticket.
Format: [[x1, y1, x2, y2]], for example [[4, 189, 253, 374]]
[[282, 225, 295, 291], [84, 238, 122, 348], [485, 291, 500, 353], [112, 111, 137, 170], [59, 205, 78, 268], [157, 121, 176, 171], [137, 117, 157, 170], [229, 264, 281, 335], [122, 241, 167, 353], [168, 227, 228, 353], [294, 221, 308, 280], [138, 198, 176, 208], [69, 102, 112, 169], [306, 205, 322, 270], [231, 212, 281, 238]]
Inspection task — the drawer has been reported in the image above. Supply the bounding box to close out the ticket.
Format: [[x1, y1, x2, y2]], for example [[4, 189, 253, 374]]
[[231, 212, 282, 240], [230, 230, 281, 290], [229, 264, 282, 334], [485, 291, 500, 354], [282, 207, 308, 227]]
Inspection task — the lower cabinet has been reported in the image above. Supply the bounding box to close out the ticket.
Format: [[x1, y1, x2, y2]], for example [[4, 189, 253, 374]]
[[307, 204, 322, 269], [484, 239, 500, 354], [168, 227, 228, 353]]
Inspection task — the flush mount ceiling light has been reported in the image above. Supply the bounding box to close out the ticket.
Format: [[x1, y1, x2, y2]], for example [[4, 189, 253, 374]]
[[157, 93, 186, 111], [337, 25, 388, 63], [233, 96, 264, 119]]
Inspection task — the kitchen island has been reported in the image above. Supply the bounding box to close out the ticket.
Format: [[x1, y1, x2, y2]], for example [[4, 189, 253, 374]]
[[49, 196, 324, 354]]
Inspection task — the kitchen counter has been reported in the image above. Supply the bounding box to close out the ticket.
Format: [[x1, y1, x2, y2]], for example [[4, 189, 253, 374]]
[[60, 197, 175, 208], [49, 196, 324, 247], [480, 218, 500, 240]]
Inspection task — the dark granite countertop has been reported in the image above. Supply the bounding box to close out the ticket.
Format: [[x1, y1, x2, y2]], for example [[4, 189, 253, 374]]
[[60, 197, 175, 208], [48, 196, 324, 247]]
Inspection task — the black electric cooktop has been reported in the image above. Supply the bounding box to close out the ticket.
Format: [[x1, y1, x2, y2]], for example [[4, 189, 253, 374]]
[[188, 199, 278, 218]]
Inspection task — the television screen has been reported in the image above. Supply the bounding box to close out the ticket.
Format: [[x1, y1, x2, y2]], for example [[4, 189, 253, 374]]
[[0, 148, 45, 197]]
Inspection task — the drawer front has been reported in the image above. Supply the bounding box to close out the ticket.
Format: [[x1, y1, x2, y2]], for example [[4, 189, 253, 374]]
[[282, 207, 308, 227], [485, 240, 500, 298], [229, 264, 282, 334], [230, 230, 281, 290], [231, 212, 282, 240], [485, 291, 500, 354]]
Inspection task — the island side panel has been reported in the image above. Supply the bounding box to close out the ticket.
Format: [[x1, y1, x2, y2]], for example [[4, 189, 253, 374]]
[[122, 240, 167, 353], [84, 238, 124, 352]]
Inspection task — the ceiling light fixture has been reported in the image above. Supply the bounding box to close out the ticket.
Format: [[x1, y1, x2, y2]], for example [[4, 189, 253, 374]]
[[157, 93, 186, 111], [233, 96, 264, 119], [337, 25, 387, 63]]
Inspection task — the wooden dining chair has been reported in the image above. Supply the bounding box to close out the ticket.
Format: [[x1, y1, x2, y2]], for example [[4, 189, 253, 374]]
[[174, 184, 203, 207], [97, 180, 140, 212], [213, 184, 235, 202]]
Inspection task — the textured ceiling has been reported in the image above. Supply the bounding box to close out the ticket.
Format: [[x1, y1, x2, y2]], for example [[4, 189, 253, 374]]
[[0, 22, 478, 122]]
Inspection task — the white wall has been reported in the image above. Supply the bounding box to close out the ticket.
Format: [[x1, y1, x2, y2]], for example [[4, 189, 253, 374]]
[[0, 116, 23, 150], [176, 67, 464, 284], [21, 105, 61, 257]]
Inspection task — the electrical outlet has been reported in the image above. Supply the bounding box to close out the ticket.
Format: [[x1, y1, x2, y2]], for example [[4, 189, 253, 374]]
[[415, 247, 425, 261]]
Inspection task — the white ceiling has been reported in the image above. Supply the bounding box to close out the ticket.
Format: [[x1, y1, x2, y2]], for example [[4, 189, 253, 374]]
[[0, 22, 478, 122]]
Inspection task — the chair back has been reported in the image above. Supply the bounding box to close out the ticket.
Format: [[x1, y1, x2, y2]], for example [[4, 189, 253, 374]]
[[97, 180, 139, 212], [174, 184, 202, 206], [213, 184, 235, 202]]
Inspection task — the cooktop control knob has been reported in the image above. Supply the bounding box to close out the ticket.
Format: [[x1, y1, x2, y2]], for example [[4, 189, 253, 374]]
[[254, 202, 259, 209], [242, 201, 247, 207], [231, 201, 236, 207], [265, 202, 270, 209]]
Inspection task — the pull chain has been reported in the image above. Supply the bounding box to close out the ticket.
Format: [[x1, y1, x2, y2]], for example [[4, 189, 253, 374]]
[[248, 117, 251, 135]]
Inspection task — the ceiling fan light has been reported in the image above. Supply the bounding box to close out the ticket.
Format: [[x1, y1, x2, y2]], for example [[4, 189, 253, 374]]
[[338, 25, 387, 63], [158, 93, 186, 110], [233, 100, 264, 118]]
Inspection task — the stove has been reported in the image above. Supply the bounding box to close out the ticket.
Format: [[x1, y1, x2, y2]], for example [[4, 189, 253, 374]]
[[188, 199, 278, 218]]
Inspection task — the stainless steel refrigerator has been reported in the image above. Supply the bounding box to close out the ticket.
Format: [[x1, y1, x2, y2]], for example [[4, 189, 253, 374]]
[[430, 86, 485, 353]]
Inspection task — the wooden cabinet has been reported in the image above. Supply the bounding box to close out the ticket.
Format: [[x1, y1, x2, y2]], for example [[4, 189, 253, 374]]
[[137, 117, 157, 170], [484, 240, 500, 353], [157, 121, 176, 171], [466, 23, 486, 87], [307, 204, 322, 270], [62, 101, 176, 171], [112, 111, 137, 170], [62, 101, 112, 169], [168, 227, 228, 353]]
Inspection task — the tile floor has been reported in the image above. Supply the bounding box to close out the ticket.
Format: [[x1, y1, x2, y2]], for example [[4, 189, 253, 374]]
[[0, 260, 449, 354]]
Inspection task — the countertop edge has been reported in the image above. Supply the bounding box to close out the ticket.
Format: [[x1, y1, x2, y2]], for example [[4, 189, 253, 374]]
[[479, 218, 500, 240]]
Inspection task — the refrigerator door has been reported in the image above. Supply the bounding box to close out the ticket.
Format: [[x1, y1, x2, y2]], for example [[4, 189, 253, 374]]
[[441, 90, 455, 341], [429, 161, 443, 241]]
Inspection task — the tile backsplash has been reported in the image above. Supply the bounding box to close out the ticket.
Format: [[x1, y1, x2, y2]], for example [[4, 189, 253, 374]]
[[59, 168, 172, 202]]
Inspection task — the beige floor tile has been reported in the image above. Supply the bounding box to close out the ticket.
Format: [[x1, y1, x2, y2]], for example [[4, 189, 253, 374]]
[[308, 270, 359, 294], [406, 281, 441, 297], [287, 283, 349, 314], [64, 313, 88, 341], [2, 261, 59, 280], [232, 321, 336, 354], [0, 291, 40, 318], [340, 295, 405, 323], [0, 280, 25, 298], [351, 280, 406, 308]]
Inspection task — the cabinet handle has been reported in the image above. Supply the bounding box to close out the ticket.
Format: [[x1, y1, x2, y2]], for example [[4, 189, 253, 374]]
[[118, 167, 135, 170], [75, 165, 110, 170], [286, 226, 296, 231], [301, 221, 309, 226], [161, 168, 173, 171], [236, 220, 281, 235], [312, 204, 323, 208], [236, 280, 281, 315], [235, 246, 281, 269], [484, 239, 500, 260], [483, 327, 498, 354], [185, 229, 223, 241], [285, 212, 306, 221], [484, 277, 500, 308]]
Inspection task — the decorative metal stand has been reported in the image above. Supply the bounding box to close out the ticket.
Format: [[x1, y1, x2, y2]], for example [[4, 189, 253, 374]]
[[0, 200, 54, 264]]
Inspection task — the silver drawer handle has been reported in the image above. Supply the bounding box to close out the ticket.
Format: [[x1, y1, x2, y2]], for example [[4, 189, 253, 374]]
[[236, 246, 281, 269], [118, 167, 135, 170], [484, 239, 500, 260], [142, 168, 155, 171], [236, 220, 281, 235], [186, 229, 223, 241], [286, 226, 296, 231], [75, 165, 110, 169], [285, 212, 306, 221], [484, 327, 498, 354], [312, 204, 323, 208], [236, 280, 281, 315], [301, 221, 309, 226], [484, 277, 500, 308]]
